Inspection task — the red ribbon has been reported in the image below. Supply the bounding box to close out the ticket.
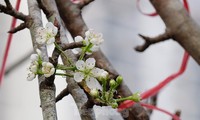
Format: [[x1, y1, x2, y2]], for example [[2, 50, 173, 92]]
[[0, 0, 21, 84], [118, 101, 180, 120]]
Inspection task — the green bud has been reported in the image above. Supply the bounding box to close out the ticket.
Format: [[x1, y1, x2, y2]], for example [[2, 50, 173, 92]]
[[90, 89, 99, 98], [116, 76, 123, 84], [130, 92, 141, 102], [109, 79, 116, 87], [111, 102, 118, 109]]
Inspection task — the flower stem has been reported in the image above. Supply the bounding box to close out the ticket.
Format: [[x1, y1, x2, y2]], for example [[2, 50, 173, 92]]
[[115, 96, 132, 102], [79, 43, 93, 60], [54, 42, 73, 65], [55, 72, 73, 77], [56, 64, 76, 71]]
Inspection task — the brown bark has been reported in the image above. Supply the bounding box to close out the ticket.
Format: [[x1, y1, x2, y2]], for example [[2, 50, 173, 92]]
[[150, 0, 200, 65], [55, 0, 149, 120]]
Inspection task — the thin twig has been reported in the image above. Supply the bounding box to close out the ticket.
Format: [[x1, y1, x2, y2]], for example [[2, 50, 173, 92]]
[[61, 41, 84, 51], [8, 22, 27, 33], [4, 0, 12, 9], [0, 4, 27, 21], [56, 87, 69, 102], [135, 29, 172, 52]]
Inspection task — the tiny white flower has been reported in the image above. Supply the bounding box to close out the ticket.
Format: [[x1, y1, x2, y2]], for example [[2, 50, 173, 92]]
[[27, 73, 36, 81], [74, 58, 105, 90], [42, 62, 55, 77], [36, 22, 58, 45], [91, 68, 108, 79], [85, 29, 104, 45]]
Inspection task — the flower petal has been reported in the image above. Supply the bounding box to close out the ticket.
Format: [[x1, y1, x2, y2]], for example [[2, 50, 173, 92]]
[[75, 36, 83, 42], [30, 54, 38, 62], [86, 77, 102, 90], [47, 37, 55, 44], [30, 65, 38, 73], [36, 37, 46, 45], [74, 72, 84, 82], [76, 60, 85, 71], [85, 58, 95, 69], [45, 22, 54, 30]]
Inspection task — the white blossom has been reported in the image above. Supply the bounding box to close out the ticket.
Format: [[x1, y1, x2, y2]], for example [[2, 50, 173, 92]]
[[36, 22, 58, 45], [42, 62, 55, 77], [73, 29, 104, 54], [74, 58, 106, 90], [85, 29, 104, 45], [27, 49, 41, 81]]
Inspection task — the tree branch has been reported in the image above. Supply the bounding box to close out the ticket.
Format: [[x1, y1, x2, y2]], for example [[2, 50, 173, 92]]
[[0, 3, 27, 21], [27, 0, 57, 120], [8, 22, 27, 33], [148, 0, 200, 65], [55, 0, 149, 119], [135, 29, 172, 52], [56, 87, 69, 102], [42, 0, 96, 119]]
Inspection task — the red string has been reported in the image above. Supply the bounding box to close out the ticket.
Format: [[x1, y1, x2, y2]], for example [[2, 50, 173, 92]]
[[141, 52, 189, 99], [136, 0, 158, 17], [118, 101, 180, 120], [0, 0, 21, 84]]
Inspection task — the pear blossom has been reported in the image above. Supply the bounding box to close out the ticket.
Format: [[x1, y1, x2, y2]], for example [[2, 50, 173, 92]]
[[74, 58, 107, 90], [36, 22, 58, 45], [27, 49, 41, 81], [42, 62, 55, 77], [74, 29, 104, 54]]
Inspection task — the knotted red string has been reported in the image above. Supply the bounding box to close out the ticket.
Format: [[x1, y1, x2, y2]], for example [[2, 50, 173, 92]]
[[118, 0, 190, 119], [0, 0, 21, 84], [136, 0, 158, 16]]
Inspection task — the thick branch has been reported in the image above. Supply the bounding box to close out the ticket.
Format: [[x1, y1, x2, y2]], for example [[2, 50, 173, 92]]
[[135, 30, 172, 52], [27, 0, 57, 120], [55, 0, 149, 119], [149, 0, 200, 65]]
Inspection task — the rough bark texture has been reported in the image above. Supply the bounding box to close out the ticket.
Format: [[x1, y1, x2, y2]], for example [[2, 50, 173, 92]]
[[55, 0, 149, 120], [150, 0, 200, 65], [41, 0, 96, 119], [27, 0, 57, 120]]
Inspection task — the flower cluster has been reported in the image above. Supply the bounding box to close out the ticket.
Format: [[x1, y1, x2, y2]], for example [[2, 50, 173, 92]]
[[74, 58, 108, 90], [27, 49, 55, 81], [75, 29, 104, 55], [36, 22, 58, 45], [29, 23, 141, 109]]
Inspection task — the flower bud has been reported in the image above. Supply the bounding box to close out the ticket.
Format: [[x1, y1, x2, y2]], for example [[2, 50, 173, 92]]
[[130, 92, 141, 102], [109, 79, 116, 87], [116, 76, 123, 84], [111, 102, 118, 109], [90, 89, 99, 98]]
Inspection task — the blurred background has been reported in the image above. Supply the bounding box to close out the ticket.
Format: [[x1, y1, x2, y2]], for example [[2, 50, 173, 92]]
[[1, 0, 200, 120]]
